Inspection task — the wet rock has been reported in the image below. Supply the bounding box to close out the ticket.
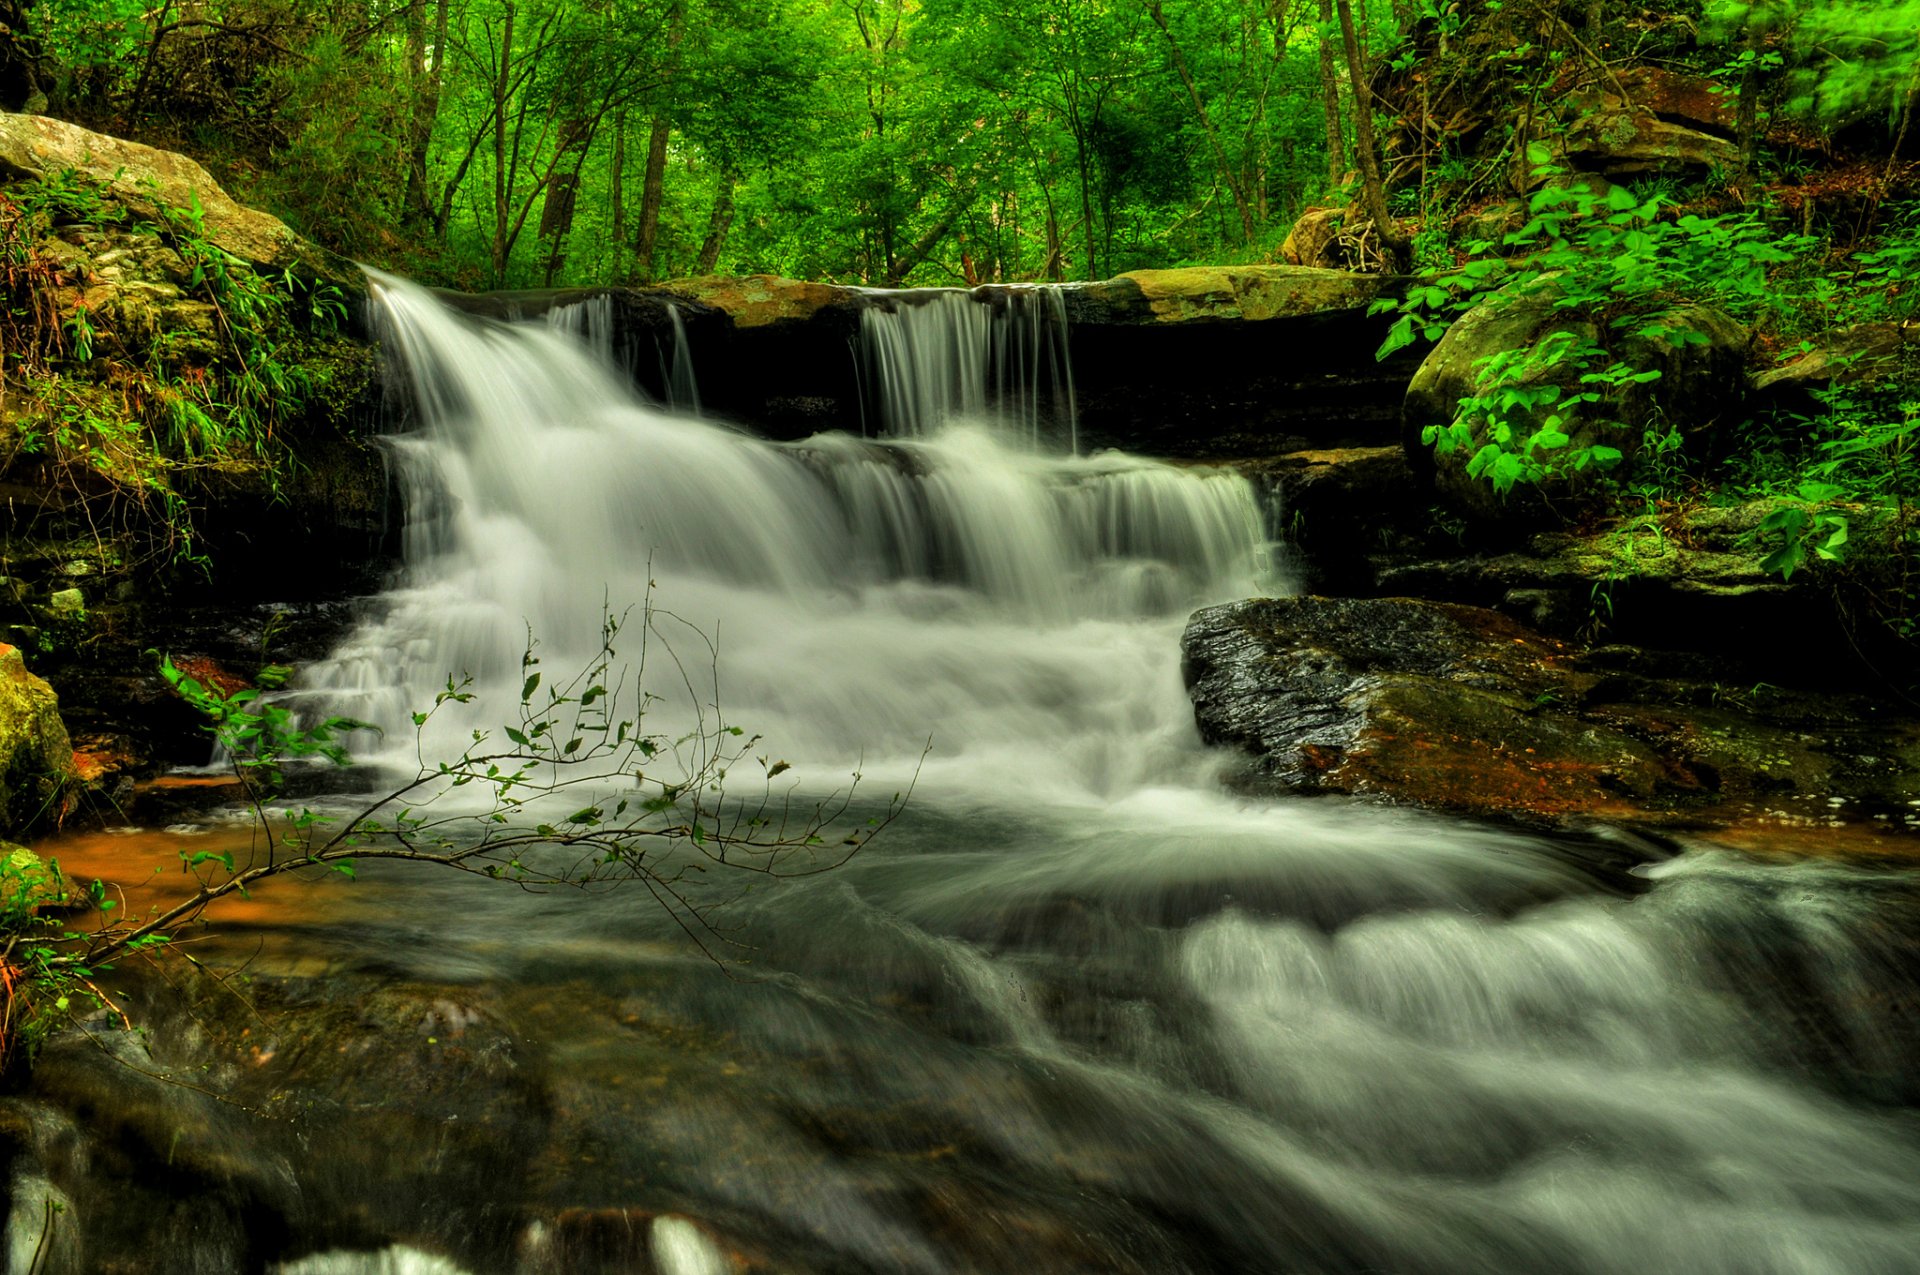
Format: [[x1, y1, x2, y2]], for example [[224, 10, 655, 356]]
[[1234, 447, 1430, 593], [1368, 501, 1869, 674], [0, 644, 73, 836], [1182, 595, 1920, 833], [6, 970, 553, 1273], [0, 113, 354, 285], [1404, 283, 1748, 523]]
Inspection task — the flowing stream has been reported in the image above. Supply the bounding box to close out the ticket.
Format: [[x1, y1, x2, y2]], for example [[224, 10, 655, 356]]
[[18, 276, 1920, 1275]]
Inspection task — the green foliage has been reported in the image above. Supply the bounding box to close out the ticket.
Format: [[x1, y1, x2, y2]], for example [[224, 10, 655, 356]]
[[1707, 0, 1920, 124], [1378, 146, 1801, 500], [1751, 384, 1919, 612]]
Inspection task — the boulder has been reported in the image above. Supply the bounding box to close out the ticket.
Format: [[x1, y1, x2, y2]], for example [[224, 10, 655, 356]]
[[1611, 67, 1738, 137], [661, 273, 857, 327], [1751, 321, 1920, 412], [1556, 76, 1742, 180], [0, 643, 73, 836], [1404, 283, 1748, 522], [0, 113, 353, 285], [1182, 595, 1920, 833], [1069, 264, 1391, 325], [1279, 207, 1349, 269]]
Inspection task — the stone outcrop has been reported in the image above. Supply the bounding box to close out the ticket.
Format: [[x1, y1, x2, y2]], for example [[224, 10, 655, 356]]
[[1065, 264, 1392, 325], [1404, 283, 1748, 522], [460, 266, 1418, 457], [0, 112, 355, 285], [0, 644, 73, 836], [1280, 208, 1351, 270], [1750, 321, 1920, 414], [663, 273, 859, 327], [1182, 595, 1920, 834]]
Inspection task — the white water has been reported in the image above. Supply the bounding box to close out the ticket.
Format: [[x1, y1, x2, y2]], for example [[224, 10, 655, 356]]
[[310, 272, 1260, 803], [264, 274, 1920, 1275], [856, 288, 1077, 446]]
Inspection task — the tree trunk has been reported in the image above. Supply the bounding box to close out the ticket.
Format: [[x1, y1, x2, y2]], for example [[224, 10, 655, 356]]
[[1334, 0, 1407, 266], [635, 115, 672, 277], [491, 0, 516, 284], [1736, 11, 1763, 178], [540, 118, 590, 284], [695, 170, 737, 274], [610, 109, 627, 278], [634, 0, 685, 279], [1317, 0, 1346, 190], [401, 0, 450, 230]]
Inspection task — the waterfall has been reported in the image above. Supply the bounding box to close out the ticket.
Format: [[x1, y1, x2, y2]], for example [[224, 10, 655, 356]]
[[306, 272, 1268, 800], [854, 288, 1078, 447], [47, 268, 1920, 1275]]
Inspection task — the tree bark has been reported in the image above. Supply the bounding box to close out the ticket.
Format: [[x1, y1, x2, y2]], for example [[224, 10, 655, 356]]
[[695, 169, 738, 274], [1316, 0, 1346, 190], [491, 0, 516, 283], [635, 114, 672, 277], [610, 108, 627, 277], [1736, 10, 1763, 178], [402, 0, 450, 230], [634, 0, 685, 279], [1334, 0, 1408, 266]]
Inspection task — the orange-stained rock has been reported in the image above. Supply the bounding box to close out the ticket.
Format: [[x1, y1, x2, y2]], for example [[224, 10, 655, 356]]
[[1183, 596, 1920, 836]]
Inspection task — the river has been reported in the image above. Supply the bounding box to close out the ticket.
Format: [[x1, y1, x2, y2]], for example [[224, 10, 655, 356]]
[[13, 277, 1920, 1275]]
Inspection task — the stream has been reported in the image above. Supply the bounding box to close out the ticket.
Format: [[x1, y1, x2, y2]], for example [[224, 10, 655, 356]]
[[10, 278, 1920, 1275]]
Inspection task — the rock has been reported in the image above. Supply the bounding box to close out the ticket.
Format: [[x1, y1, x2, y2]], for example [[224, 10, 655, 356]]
[[1279, 207, 1349, 269], [44, 588, 82, 619], [1558, 80, 1743, 179], [1751, 322, 1920, 412], [1070, 264, 1392, 325], [0, 644, 73, 836], [0, 113, 353, 285], [1404, 282, 1748, 523], [1182, 595, 1920, 833], [1455, 199, 1527, 250], [1233, 448, 1429, 593], [662, 273, 857, 327], [1612, 66, 1739, 137]]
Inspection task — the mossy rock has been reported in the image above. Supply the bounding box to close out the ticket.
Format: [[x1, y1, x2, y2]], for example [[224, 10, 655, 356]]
[[0, 644, 74, 837]]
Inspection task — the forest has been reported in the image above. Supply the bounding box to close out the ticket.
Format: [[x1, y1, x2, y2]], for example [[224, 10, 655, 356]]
[[0, 0, 1420, 289], [0, 3, 1918, 1270], [0, 1, 1907, 295]]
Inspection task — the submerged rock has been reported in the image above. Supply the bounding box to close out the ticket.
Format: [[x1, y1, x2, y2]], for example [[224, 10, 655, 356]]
[[1182, 595, 1920, 834]]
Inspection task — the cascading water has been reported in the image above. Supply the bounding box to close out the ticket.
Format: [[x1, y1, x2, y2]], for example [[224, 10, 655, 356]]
[[309, 271, 1256, 800], [854, 288, 1077, 447], [26, 271, 1920, 1275]]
